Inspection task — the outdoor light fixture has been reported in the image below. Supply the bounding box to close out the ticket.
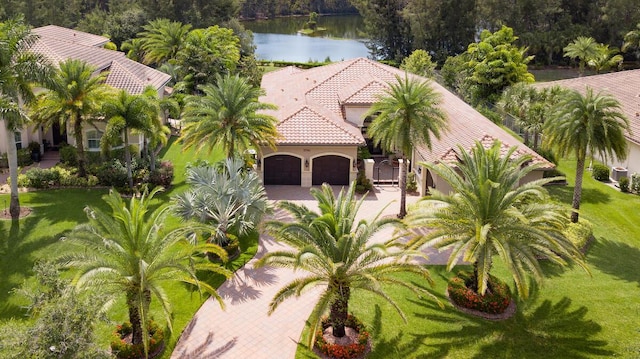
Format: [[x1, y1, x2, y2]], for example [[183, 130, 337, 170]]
[[256, 158, 261, 168], [305, 159, 309, 168]]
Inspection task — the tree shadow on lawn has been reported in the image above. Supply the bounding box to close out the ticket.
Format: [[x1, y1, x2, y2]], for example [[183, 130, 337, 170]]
[[414, 295, 612, 358], [547, 185, 611, 206], [0, 216, 57, 319], [589, 238, 640, 287]]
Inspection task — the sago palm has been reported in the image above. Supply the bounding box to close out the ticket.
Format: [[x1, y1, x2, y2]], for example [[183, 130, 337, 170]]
[[0, 16, 53, 219], [61, 188, 232, 357], [180, 73, 279, 158], [32, 58, 112, 177], [365, 74, 448, 218], [544, 87, 629, 223], [406, 141, 588, 299], [255, 182, 438, 347]]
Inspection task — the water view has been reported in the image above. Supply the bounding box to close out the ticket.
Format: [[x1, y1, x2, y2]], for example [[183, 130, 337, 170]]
[[243, 15, 370, 62]]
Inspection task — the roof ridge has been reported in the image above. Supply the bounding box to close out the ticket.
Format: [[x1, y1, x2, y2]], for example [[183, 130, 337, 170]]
[[279, 105, 362, 143], [342, 78, 387, 103], [304, 57, 362, 96]]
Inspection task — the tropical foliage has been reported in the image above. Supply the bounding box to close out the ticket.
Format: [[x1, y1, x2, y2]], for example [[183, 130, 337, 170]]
[[255, 183, 438, 346], [60, 188, 232, 356], [365, 75, 447, 218], [406, 141, 588, 299], [544, 87, 629, 223], [32, 59, 112, 177], [180, 73, 279, 158], [0, 16, 53, 219], [173, 158, 270, 248]]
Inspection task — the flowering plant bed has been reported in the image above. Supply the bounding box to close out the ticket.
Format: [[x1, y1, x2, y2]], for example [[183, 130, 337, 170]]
[[315, 314, 371, 359], [447, 271, 512, 315], [110, 320, 165, 359]]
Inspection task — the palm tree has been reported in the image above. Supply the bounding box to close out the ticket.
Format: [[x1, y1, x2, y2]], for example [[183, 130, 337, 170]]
[[255, 183, 438, 346], [544, 87, 629, 223], [406, 141, 588, 299], [173, 158, 270, 248], [138, 18, 192, 66], [622, 22, 640, 58], [587, 44, 623, 74], [101, 87, 167, 189], [0, 16, 53, 220], [32, 59, 112, 177], [564, 37, 600, 76], [61, 188, 232, 356], [365, 74, 448, 218], [180, 74, 279, 158]]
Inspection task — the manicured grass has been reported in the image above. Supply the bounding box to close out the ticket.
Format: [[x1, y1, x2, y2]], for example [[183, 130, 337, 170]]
[[0, 138, 256, 359], [296, 158, 640, 358]]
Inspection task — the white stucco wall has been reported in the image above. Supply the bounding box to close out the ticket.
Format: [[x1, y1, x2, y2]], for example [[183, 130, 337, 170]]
[[595, 140, 640, 179], [344, 105, 370, 127]]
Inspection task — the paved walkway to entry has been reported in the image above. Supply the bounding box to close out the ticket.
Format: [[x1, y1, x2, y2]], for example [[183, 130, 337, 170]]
[[171, 185, 452, 359]]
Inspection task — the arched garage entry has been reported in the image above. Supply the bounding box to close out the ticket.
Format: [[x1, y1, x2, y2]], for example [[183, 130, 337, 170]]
[[312, 155, 350, 186], [264, 155, 301, 185]]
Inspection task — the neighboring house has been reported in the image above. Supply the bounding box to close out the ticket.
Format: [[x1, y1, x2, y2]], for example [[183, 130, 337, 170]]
[[0, 25, 171, 157], [258, 57, 552, 194], [536, 70, 640, 177]]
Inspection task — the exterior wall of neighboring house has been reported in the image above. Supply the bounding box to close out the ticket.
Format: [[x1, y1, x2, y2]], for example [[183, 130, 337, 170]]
[[594, 140, 640, 179], [258, 145, 358, 187]]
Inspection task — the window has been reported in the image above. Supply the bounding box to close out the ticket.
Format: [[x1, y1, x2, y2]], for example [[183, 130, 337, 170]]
[[14, 132, 22, 150], [87, 130, 102, 150]]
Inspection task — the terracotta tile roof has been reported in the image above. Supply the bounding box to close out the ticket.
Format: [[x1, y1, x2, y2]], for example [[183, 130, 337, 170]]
[[535, 70, 640, 145], [277, 106, 363, 145], [261, 57, 551, 169], [31, 27, 171, 94], [32, 25, 109, 47]]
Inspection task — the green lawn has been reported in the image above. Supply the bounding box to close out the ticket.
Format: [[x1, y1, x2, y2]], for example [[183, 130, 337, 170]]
[[0, 137, 254, 359], [296, 158, 640, 358]]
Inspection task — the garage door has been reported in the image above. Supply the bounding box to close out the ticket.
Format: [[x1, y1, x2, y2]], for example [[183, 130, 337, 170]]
[[312, 155, 350, 186], [264, 155, 301, 185]]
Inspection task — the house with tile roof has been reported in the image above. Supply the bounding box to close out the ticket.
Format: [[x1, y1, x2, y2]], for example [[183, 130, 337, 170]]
[[257, 58, 552, 194], [0, 25, 171, 157], [536, 70, 640, 177]]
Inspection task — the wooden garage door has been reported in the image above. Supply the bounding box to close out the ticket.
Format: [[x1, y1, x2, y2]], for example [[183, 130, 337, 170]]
[[312, 155, 350, 186], [264, 155, 301, 185]]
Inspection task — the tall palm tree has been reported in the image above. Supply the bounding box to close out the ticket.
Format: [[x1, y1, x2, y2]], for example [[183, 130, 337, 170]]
[[101, 87, 167, 189], [173, 158, 270, 247], [180, 73, 279, 158], [61, 188, 232, 356], [365, 74, 448, 218], [255, 183, 438, 346], [622, 22, 640, 59], [32, 59, 112, 177], [406, 141, 588, 299], [564, 36, 600, 76], [138, 18, 192, 66], [0, 16, 53, 220], [544, 87, 629, 223]]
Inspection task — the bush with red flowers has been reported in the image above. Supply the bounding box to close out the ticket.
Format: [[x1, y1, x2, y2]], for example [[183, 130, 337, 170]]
[[448, 271, 511, 314], [315, 314, 370, 359], [110, 320, 165, 359]]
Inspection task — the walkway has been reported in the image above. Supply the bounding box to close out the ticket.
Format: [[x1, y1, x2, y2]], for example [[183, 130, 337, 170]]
[[0, 151, 59, 193], [171, 185, 450, 359]]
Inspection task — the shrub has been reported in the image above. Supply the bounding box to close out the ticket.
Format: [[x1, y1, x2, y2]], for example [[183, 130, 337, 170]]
[[591, 164, 610, 181], [354, 170, 372, 194], [316, 314, 369, 359], [447, 270, 511, 314], [619, 176, 630, 193], [24, 168, 60, 189], [631, 173, 640, 193], [406, 171, 418, 192], [59, 145, 78, 166], [17, 148, 33, 166], [147, 161, 174, 187], [95, 160, 128, 188], [110, 320, 164, 359], [563, 219, 593, 252]]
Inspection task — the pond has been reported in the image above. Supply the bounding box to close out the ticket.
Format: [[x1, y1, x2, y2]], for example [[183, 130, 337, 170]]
[[243, 15, 370, 62]]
